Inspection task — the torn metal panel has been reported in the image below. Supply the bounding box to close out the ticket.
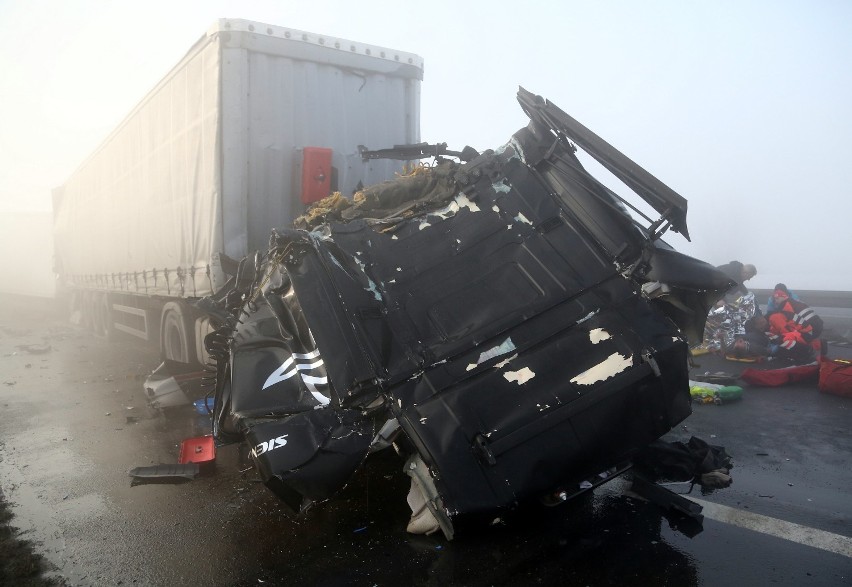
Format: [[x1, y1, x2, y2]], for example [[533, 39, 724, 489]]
[[391, 298, 692, 521], [144, 360, 204, 409], [516, 86, 691, 241], [245, 409, 374, 512], [195, 89, 732, 538]]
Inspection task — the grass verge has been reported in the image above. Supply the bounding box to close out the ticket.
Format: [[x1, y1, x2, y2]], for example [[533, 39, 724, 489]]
[[0, 489, 63, 586]]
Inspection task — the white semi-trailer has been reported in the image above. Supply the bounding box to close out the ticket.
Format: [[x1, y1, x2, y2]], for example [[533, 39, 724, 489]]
[[53, 19, 422, 365]]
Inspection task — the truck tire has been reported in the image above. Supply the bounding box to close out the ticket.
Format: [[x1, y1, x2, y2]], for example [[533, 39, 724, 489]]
[[194, 316, 214, 366], [160, 302, 196, 365]]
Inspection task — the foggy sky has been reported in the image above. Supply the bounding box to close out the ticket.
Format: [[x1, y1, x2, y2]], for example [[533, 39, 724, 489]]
[[1, 0, 850, 294]]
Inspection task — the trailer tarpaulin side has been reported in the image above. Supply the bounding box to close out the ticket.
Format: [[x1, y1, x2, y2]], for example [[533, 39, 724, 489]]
[[54, 36, 222, 298]]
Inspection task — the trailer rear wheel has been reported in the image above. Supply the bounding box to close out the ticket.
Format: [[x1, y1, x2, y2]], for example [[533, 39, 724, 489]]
[[160, 302, 196, 365], [67, 290, 84, 326]]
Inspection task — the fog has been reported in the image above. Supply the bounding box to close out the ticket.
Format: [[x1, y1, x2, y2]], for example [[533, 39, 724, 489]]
[[1, 0, 850, 296], [0, 210, 54, 297]]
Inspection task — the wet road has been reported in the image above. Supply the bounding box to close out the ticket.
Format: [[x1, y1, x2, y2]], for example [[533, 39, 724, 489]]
[[0, 294, 850, 586]]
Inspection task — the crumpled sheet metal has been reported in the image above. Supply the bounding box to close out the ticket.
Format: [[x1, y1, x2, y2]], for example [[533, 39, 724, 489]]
[[200, 89, 733, 538]]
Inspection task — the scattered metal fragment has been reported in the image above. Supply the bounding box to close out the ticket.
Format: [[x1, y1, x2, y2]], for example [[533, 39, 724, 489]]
[[128, 463, 200, 485], [15, 343, 52, 354]]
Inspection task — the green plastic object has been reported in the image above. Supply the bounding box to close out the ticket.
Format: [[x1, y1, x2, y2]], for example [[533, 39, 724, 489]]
[[689, 381, 743, 404], [716, 385, 744, 402]]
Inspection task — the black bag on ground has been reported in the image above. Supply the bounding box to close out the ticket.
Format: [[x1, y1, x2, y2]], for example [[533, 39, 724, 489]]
[[633, 436, 732, 483]]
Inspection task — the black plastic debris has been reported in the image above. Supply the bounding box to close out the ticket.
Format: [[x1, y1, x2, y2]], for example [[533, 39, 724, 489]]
[[630, 476, 704, 537], [128, 463, 200, 486], [633, 436, 733, 488]]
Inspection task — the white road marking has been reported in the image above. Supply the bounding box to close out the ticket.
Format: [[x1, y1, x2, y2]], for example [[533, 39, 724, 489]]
[[691, 497, 852, 558]]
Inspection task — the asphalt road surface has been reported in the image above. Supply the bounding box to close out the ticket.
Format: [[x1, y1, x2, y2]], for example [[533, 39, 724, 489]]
[[0, 294, 850, 586]]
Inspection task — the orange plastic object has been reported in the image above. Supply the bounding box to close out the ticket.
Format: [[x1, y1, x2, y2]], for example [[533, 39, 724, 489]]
[[178, 435, 216, 464]]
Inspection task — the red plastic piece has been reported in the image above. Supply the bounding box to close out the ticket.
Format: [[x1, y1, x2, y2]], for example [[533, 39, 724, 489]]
[[301, 147, 333, 204], [178, 435, 216, 464]]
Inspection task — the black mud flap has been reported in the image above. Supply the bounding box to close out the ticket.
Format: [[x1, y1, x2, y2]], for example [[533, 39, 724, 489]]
[[245, 408, 374, 512]]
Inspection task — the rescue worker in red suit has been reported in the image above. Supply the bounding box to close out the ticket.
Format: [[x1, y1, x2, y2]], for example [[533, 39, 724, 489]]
[[766, 285, 823, 363]]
